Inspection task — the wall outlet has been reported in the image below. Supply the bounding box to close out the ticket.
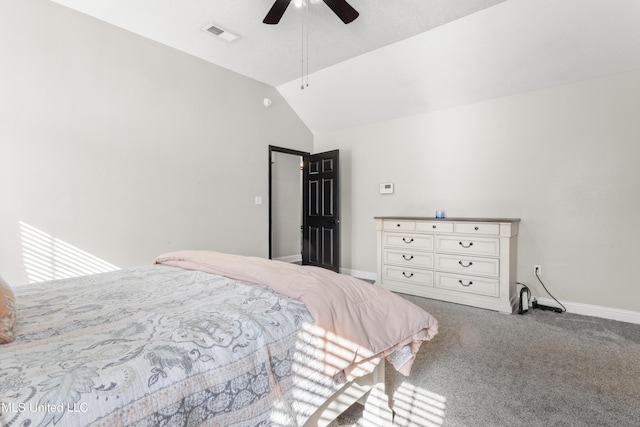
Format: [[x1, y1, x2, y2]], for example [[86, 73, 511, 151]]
[[534, 265, 542, 275]]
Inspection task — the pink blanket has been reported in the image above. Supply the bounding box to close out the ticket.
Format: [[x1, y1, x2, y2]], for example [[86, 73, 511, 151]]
[[154, 250, 438, 376]]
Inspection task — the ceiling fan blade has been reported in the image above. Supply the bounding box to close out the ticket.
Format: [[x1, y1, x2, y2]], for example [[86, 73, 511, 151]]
[[263, 0, 292, 24], [322, 0, 359, 24]]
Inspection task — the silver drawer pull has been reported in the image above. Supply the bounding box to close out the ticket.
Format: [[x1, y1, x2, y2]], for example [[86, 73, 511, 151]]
[[402, 255, 414, 261], [459, 280, 473, 287], [459, 241, 474, 248], [402, 272, 414, 278], [402, 238, 414, 244], [458, 261, 473, 268]]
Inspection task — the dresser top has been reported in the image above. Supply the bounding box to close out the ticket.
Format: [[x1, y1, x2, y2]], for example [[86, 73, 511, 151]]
[[374, 216, 521, 223]]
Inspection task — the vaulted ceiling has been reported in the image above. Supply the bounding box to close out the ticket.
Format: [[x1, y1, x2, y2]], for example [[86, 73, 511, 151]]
[[52, 0, 640, 133]]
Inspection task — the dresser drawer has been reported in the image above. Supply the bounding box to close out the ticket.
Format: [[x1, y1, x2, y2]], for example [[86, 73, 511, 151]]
[[454, 222, 500, 236], [383, 233, 433, 250], [383, 220, 415, 231], [416, 221, 454, 233], [384, 249, 433, 268], [435, 235, 500, 257], [434, 272, 499, 297], [384, 266, 433, 286], [435, 254, 500, 277]]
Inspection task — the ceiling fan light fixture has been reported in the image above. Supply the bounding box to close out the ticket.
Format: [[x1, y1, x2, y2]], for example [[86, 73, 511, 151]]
[[264, 0, 358, 25]]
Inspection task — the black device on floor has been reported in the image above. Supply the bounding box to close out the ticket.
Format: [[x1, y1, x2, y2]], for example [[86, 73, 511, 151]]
[[532, 300, 563, 313], [518, 285, 530, 314]]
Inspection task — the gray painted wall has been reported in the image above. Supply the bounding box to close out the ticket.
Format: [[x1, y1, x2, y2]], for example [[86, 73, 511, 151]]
[[315, 69, 640, 313], [0, 0, 312, 285]]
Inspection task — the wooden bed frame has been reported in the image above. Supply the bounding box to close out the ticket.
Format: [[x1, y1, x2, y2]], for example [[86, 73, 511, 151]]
[[304, 360, 393, 426]]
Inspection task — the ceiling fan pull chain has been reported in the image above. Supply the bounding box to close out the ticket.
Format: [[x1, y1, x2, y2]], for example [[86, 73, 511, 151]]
[[300, 1, 310, 90], [301, 2, 305, 90], [305, 2, 310, 88]]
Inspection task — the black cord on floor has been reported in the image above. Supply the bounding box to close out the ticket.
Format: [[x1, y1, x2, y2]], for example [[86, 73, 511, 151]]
[[535, 269, 567, 313]]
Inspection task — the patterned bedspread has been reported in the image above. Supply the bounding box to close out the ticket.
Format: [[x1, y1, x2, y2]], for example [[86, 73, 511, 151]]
[[0, 265, 338, 426]]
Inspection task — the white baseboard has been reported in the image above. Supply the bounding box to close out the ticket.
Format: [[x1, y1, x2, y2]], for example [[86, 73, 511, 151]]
[[341, 268, 377, 282], [273, 254, 302, 263], [535, 297, 640, 325]]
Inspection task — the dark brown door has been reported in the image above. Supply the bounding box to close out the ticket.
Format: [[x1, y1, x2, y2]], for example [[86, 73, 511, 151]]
[[302, 150, 340, 272]]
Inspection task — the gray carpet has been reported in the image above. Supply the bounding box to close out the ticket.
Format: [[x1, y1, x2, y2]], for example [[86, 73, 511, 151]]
[[331, 295, 640, 426]]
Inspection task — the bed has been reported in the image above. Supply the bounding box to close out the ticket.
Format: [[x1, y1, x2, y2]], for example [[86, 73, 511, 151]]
[[0, 251, 438, 426]]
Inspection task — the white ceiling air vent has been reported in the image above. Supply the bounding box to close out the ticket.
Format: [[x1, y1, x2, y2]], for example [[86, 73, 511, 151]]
[[202, 23, 239, 42]]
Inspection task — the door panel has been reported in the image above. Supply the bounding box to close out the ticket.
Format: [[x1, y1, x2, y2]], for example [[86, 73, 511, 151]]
[[322, 178, 334, 216], [309, 180, 319, 216], [323, 227, 335, 266], [303, 150, 340, 272], [308, 226, 320, 264]]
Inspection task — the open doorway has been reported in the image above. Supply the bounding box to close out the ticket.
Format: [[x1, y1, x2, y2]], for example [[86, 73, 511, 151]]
[[269, 146, 308, 262], [269, 145, 341, 272]]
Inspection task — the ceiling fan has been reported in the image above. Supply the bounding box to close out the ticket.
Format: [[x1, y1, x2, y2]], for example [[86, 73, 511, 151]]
[[263, 0, 359, 25]]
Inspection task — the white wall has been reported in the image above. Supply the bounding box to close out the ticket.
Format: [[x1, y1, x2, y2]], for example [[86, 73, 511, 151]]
[[0, 0, 312, 285], [314, 69, 640, 313]]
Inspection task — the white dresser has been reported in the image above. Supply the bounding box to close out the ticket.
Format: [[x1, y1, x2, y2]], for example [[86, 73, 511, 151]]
[[375, 217, 520, 313]]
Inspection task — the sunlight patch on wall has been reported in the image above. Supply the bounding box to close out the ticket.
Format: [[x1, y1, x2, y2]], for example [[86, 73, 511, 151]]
[[19, 221, 119, 283], [393, 381, 447, 426]]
